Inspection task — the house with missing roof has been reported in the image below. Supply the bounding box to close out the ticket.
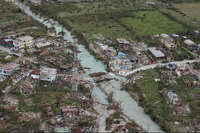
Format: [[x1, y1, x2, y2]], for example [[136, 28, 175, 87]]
[[13, 35, 34, 49], [35, 38, 51, 48], [20, 83, 35, 96], [0, 38, 14, 48], [160, 34, 177, 50], [147, 47, 166, 62], [30, 70, 40, 80], [184, 39, 197, 51], [0, 63, 20, 76], [40, 67, 57, 82]]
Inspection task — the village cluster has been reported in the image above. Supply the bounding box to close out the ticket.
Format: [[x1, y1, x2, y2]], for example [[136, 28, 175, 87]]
[[0, 33, 101, 132], [0, 31, 140, 132], [1, 0, 200, 132], [89, 30, 200, 76], [0, 35, 64, 82], [126, 61, 200, 131]]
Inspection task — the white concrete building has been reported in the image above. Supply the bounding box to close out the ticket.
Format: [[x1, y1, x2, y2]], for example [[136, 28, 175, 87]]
[[14, 35, 34, 49], [167, 91, 179, 105], [35, 38, 51, 48], [40, 67, 57, 82], [30, 70, 40, 80], [148, 47, 165, 60]]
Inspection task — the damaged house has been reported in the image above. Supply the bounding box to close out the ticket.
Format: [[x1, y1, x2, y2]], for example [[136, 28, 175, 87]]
[[184, 39, 197, 51], [160, 34, 177, 50], [167, 91, 179, 105], [20, 83, 35, 96], [0, 63, 20, 76], [30, 69, 40, 80], [116, 38, 130, 50], [35, 38, 51, 48], [13, 35, 34, 49], [147, 47, 166, 62], [40, 67, 57, 82]]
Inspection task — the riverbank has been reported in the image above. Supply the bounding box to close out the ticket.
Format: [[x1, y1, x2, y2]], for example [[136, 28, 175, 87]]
[[124, 64, 200, 132], [12, 0, 164, 132]]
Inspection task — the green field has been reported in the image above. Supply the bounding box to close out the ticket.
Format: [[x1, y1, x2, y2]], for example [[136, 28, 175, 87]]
[[119, 11, 187, 36], [67, 14, 132, 40], [30, 0, 188, 41], [125, 69, 173, 131], [29, 0, 152, 40], [30, 0, 150, 17], [0, 0, 47, 37], [161, 2, 200, 29], [174, 2, 200, 20], [68, 11, 187, 40]]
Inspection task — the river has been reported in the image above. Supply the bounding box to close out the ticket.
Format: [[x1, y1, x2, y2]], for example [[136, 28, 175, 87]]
[[14, 0, 163, 132]]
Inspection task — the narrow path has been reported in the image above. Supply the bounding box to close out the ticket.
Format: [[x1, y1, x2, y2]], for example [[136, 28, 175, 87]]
[[125, 59, 200, 76]]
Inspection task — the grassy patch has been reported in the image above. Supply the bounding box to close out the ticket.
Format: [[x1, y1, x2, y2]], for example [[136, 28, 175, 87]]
[[30, 0, 151, 17], [0, 0, 47, 37], [136, 70, 161, 103], [67, 14, 132, 40], [119, 11, 187, 37], [193, 62, 200, 70], [161, 2, 200, 28], [126, 67, 200, 132], [172, 46, 194, 61], [128, 69, 173, 131], [106, 111, 122, 130]]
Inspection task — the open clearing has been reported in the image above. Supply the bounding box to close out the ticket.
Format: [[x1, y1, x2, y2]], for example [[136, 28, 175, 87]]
[[161, 2, 200, 28], [67, 14, 132, 40], [30, 1, 187, 40], [174, 2, 200, 21], [118, 11, 187, 37]]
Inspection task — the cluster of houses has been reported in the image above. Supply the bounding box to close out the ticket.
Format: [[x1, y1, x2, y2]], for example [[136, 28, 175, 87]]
[[108, 39, 150, 76], [16, 67, 57, 96], [109, 52, 138, 75], [0, 35, 61, 51], [153, 32, 200, 59], [107, 31, 200, 76], [43, 104, 96, 133], [0, 63, 20, 81], [0, 34, 99, 132], [159, 63, 198, 118]]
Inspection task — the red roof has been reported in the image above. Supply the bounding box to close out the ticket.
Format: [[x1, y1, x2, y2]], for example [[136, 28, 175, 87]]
[[31, 70, 40, 75], [0, 38, 13, 45], [61, 106, 69, 112], [71, 128, 82, 133], [0, 63, 18, 71], [0, 120, 4, 125]]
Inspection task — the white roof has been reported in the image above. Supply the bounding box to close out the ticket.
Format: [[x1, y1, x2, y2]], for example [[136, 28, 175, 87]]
[[101, 45, 108, 50], [36, 41, 51, 48], [184, 39, 195, 45], [160, 34, 169, 38], [40, 67, 57, 78], [116, 38, 130, 44], [171, 34, 179, 37], [148, 48, 165, 58], [17, 35, 33, 42], [194, 30, 199, 34]]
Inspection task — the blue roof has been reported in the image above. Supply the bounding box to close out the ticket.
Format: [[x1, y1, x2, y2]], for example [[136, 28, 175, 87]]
[[118, 52, 126, 56], [111, 56, 120, 60], [123, 59, 130, 62], [120, 65, 129, 69]]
